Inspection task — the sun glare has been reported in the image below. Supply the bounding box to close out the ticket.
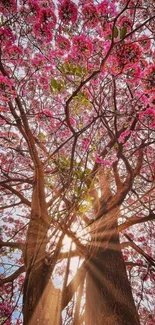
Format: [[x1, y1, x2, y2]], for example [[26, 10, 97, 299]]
[[62, 235, 76, 251]]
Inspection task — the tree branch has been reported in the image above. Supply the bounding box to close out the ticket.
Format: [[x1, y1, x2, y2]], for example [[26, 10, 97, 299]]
[[0, 183, 31, 207], [0, 265, 25, 286], [122, 234, 155, 267], [0, 240, 24, 251], [119, 211, 155, 232]]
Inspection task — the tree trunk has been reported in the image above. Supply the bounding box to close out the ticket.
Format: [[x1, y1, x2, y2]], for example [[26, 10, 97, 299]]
[[23, 216, 62, 325], [23, 216, 48, 325], [85, 220, 140, 325]]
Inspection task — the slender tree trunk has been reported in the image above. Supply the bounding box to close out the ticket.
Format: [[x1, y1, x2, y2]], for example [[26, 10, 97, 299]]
[[85, 219, 140, 325]]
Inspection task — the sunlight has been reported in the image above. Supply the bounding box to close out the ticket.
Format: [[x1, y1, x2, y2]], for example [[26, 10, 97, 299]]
[[62, 235, 76, 251]]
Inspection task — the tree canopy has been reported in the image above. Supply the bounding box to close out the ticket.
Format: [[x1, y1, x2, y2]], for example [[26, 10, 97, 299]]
[[0, 0, 155, 324]]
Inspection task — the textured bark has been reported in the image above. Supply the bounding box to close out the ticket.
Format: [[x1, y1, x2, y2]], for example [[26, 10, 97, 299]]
[[23, 217, 49, 325], [23, 214, 63, 325], [85, 223, 140, 325]]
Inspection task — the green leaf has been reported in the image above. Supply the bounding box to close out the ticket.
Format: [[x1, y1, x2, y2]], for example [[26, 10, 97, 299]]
[[64, 62, 71, 72], [50, 78, 57, 89], [120, 26, 127, 39], [58, 65, 66, 74], [114, 26, 119, 38], [1, 15, 4, 26]]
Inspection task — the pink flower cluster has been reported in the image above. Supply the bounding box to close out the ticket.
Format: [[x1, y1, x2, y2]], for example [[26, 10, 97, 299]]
[[139, 108, 155, 129], [33, 7, 56, 42], [142, 65, 155, 94], [82, 4, 98, 28], [118, 16, 132, 32], [82, 137, 90, 150], [118, 129, 131, 143], [56, 35, 71, 53], [72, 34, 93, 59], [0, 75, 15, 98], [0, 27, 15, 48], [124, 65, 141, 84], [97, 0, 116, 17], [0, 302, 12, 318], [116, 43, 142, 68], [138, 35, 151, 53], [0, 0, 17, 15], [95, 154, 112, 167], [58, 0, 78, 25]]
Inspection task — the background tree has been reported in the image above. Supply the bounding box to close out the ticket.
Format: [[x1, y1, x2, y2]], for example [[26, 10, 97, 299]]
[[0, 0, 155, 324]]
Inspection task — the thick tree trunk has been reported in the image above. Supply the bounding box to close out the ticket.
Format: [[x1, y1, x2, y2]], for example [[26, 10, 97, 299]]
[[23, 215, 62, 325], [85, 221, 140, 325], [23, 216, 48, 325], [23, 218, 62, 325]]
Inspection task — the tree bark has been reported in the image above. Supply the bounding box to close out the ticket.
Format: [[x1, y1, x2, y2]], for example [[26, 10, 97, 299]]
[[85, 219, 140, 325], [23, 216, 48, 325]]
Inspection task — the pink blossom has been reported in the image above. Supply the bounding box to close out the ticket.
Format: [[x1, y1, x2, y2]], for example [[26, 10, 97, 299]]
[[69, 117, 75, 125], [118, 16, 132, 32], [82, 4, 98, 28], [0, 0, 17, 15], [82, 137, 90, 150], [139, 59, 148, 71], [0, 105, 8, 112], [139, 108, 155, 120], [95, 155, 105, 164], [139, 108, 155, 128], [129, 0, 142, 8], [138, 35, 151, 53], [135, 91, 148, 106], [72, 34, 93, 58], [108, 2, 116, 16], [38, 77, 49, 90], [97, 0, 109, 16], [0, 95, 10, 103], [116, 43, 142, 68], [103, 160, 112, 167], [124, 65, 142, 83], [32, 8, 56, 43], [58, 0, 78, 25], [149, 95, 155, 108], [97, 1, 116, 16], [38, 8, 56, 28], [0, 119, 6, 125], [32, 53, 46, 67], [142, 65, 155, 94], [33, 22, 53, 42], [0, 302, 12, 318], [0, 75, 13, 89], [56, 35, 71, 52], [0, 26, 15, 47], [118, 130, 131, 143], [95, 154, 111, 166], [110, 57, 124, 75]]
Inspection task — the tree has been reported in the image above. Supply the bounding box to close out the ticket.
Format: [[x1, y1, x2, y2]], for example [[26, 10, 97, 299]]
[[0, 0, 155, 324]]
